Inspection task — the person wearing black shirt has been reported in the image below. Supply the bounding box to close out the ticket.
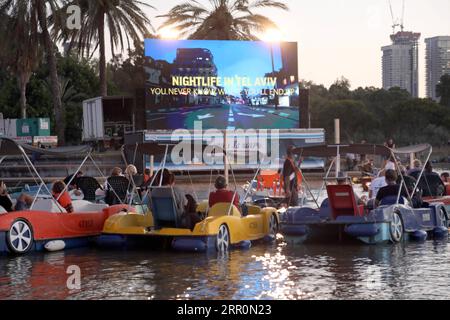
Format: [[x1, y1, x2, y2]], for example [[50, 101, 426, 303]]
[[376, 169, 407, 207], [0, 181, 14, 212]]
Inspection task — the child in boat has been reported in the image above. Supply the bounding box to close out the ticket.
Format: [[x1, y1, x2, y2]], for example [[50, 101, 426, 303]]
[[52, 181, 74, 213]]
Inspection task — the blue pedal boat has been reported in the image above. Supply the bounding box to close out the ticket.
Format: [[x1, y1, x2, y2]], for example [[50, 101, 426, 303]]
[[280, 144, 449, 244]]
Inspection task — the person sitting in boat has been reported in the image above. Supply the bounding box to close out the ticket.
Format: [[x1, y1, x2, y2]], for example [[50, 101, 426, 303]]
[[125, 165, 138, 180], [441, 172, 450, 184], [407, 159, 422, 176], [209, 175, 240, 209], [369, 169, 387, 199], [144, 168, 152, 184], [104, 167, 123, 191], [151, 169, 189, 224], [64, 171, 83, 190], [419, 162, 445, 197], [51, 181, 74, 213], [184, 194, 202, 231], [0, 180, 14, 212], [375, 170, 407, 207], [0, 180, 34, 212]]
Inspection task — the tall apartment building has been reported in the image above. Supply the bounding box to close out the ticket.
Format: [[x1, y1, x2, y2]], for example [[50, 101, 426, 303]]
[[382, 31, 421, 97], [425, 36, 450, 101]]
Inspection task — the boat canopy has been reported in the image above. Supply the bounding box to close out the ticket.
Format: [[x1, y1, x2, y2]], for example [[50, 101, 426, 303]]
[[391, 144, 432, 155], [0, 137, 91, 156], [292, 144, 391, 158]]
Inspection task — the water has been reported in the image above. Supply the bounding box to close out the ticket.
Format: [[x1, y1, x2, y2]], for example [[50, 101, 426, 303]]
[[1, 239, 450, 300]]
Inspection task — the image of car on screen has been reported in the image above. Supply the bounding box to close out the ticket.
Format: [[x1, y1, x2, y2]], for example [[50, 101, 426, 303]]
[[144, 39, 300, 130]]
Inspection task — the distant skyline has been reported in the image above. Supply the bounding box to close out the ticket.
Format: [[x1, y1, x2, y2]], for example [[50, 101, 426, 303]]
[[110, 0, 450, 98]]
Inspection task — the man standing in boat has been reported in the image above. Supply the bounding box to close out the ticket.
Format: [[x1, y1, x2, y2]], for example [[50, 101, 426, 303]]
[[282, 146, 301, 207]]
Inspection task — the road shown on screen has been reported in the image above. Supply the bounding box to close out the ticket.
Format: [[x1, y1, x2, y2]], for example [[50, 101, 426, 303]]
[[146, 104, 299, 130]]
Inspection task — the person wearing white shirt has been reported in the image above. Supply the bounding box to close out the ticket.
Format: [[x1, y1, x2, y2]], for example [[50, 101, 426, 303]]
[[369, 170, 387, 199]]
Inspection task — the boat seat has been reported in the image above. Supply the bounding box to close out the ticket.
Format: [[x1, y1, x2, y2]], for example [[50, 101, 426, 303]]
[[31, 199, 67, 213], [72, 200, 109, 213], [208, 203, 241, 218], [246, 204, 262, 215], [379, 196, 406, 206], [326, 185, 363, 220], [149, 187, 183, 229]]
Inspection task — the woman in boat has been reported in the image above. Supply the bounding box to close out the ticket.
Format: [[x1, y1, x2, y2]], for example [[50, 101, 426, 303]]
[[0, 180, 34, 212], [441, 172, 450, 184], [51, 181, 74, 213], [0, 180, 13, 212]]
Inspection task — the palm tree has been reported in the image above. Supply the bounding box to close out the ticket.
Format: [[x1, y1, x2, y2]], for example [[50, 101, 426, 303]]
[[0, 3, 41, 119], [158, 0, 289, 40], [0, 0, 65, 144], [61, 0, 154, 97]]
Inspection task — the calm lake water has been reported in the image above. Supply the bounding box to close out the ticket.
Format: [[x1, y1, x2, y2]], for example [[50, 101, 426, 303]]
[[1, 239, 450, 300]]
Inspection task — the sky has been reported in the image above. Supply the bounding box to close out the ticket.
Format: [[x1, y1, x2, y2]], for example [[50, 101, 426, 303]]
[[144, 39, 283, 95], [136, 0, 450, 98]]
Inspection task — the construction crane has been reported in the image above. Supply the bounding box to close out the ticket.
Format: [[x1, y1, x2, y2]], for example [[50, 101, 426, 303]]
[[388, 0, 405, 33]]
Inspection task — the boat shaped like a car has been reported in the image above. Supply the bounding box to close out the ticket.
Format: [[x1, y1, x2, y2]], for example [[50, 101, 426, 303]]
[[0, 199, 130, 254], [280, 184, 448, 245], [102, 189, 279, 253]]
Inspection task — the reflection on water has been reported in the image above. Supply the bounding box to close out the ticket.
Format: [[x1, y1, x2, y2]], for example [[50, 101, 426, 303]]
[[1, 239, 450, 300]]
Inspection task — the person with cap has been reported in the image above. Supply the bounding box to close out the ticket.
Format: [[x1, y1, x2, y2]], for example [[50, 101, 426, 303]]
[[209, 175, 240, 209]]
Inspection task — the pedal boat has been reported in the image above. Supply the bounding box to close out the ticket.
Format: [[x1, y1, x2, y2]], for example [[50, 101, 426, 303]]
[[102, 198, 279, 253], [279, 144, 449, 244], [0, 137, 131, 255]]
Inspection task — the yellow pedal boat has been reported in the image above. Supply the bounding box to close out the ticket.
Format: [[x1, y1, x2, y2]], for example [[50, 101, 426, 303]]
[[102, 199, 279, 252]]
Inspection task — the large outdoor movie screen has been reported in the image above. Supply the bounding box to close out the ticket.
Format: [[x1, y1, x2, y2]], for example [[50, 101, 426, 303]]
[[144, 39, 299, 130]]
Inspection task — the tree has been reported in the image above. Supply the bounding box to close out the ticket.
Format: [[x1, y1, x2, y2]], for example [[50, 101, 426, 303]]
[[0, 0, 65, 144], [328, 77, 351, 100], [312, 99, 378, 143], [159, 0, 289, 40], [62, 0, 154, 97], [436, 74, 450, 107], [0, 4, 41, 119]]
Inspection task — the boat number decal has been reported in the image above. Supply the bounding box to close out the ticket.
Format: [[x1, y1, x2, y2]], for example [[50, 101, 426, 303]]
[[336, 192, 350, 197], [422, 214, 431, 222], [79, 220, 94, 228]]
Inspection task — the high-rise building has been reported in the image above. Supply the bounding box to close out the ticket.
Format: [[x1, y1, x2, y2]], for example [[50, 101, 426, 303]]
[[425, 36, 450, 101], [382, 31, 421, 97]]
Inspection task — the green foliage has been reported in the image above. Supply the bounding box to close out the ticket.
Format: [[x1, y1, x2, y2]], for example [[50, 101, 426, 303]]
[[158, 0, 289, 40], [306, 80, 450, 147], [437, 74, 450, 107], [0, 54, 100, 144]]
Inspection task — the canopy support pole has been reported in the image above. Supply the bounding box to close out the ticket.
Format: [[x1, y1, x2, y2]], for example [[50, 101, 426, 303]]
[[334, 119, 341, 178]]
